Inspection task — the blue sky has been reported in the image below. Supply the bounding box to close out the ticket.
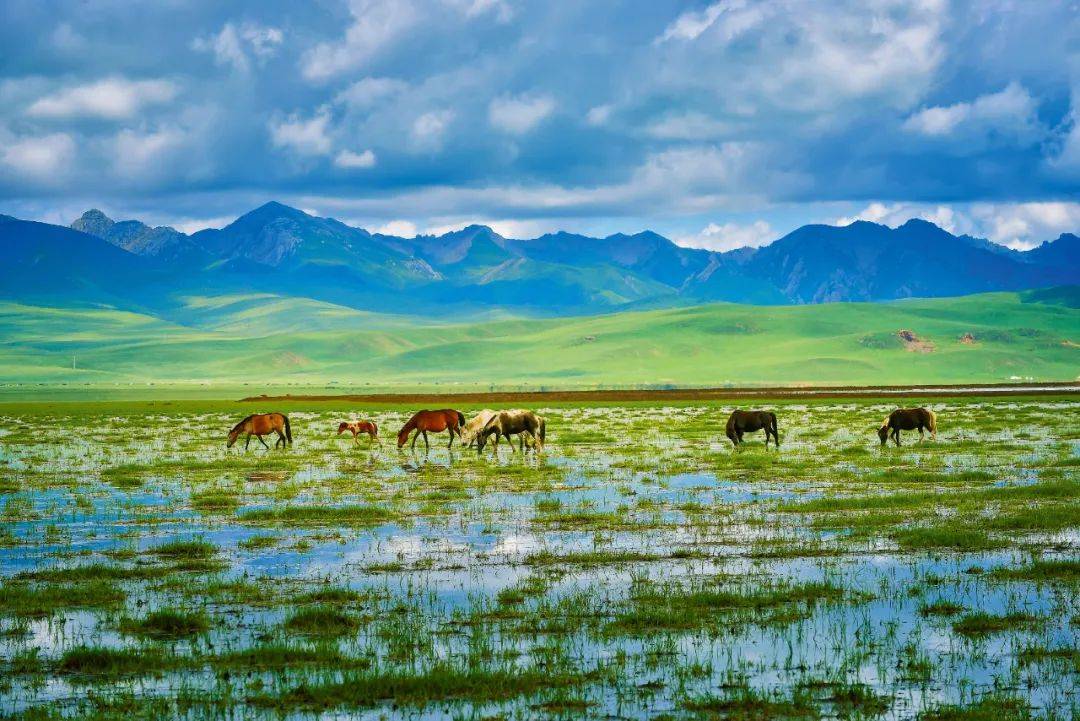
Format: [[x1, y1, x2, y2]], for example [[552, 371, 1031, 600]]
[[1, 0, 1078, 249]]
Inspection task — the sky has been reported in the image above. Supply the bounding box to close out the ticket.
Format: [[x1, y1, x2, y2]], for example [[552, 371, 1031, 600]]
[[1, 0, 1078, 250]]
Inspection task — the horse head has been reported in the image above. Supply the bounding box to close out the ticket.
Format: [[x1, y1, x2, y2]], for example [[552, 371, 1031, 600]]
[[337, 422, 349, 435], [877, 418, 890, 445]]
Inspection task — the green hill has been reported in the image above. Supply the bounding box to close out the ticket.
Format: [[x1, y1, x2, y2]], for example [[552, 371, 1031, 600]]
[[0, 289, 1076, 391]]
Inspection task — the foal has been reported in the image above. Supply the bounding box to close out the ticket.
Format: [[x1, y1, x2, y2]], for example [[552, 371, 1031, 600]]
[[337, 420, 379, 444]]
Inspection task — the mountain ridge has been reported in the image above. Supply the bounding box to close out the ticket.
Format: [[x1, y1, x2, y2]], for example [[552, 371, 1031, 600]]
[[0, 201, 1073, 317]]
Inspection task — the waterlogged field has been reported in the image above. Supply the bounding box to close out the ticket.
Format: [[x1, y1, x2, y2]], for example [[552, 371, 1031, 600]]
[[0, 397, 1077, 720]]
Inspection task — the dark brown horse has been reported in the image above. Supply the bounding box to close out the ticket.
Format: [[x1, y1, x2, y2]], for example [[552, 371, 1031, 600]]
[[726, 410, 779, 448], [228, 413, 292, 450], [878, 408, 937, 446], [397, 409, 466, 451], [337, 420, 379, 444]]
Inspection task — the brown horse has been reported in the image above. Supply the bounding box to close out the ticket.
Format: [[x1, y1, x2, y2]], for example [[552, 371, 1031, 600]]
[[878, 408, 937, 446], [726, 409, 779, 448], [477, 410, 546, 454], [337, 420, 379, 444], [228, 413, 292, 450], [397, 409, 466, 451]]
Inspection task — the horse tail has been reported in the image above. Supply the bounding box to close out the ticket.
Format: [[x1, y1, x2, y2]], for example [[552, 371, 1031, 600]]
[[928, 409, 937, 437], [456, 410, 466, 428], [372, 421, 378, 438], [283, 415, 293, 445]]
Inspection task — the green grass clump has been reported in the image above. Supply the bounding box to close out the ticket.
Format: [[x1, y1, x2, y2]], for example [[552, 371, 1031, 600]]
[[248, 665, 588, 711], [893, 527, 1002, 552], [919, 600, 966, 616], [149, 538, 218, 560], [989, 558, 1080, 584], [239, 504, 395, 527], [608, 580, 852, 634], [683, 687, 819, 719], [57, 645, 171, 678], [0, 581, 125, 617], [918, 695, 1035, 720], [120, 609, 210, 638], [952, 612, 1038, 637], [284, 606, 361, 636]]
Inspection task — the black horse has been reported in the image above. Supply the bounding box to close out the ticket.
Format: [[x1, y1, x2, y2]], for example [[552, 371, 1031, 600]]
[[726, 410, 779, 448], [878, 408, 937, 446]]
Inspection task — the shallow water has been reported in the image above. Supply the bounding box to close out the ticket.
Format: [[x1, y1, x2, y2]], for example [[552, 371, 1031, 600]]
[[0, 400, 1077, 719]]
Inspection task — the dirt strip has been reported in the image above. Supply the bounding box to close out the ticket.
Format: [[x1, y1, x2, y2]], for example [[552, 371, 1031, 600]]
[[240, 382, 1080, 404]]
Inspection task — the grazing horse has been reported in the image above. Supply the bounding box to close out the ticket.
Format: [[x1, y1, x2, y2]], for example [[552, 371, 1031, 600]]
[[878, 408, 937, 446], [478, 410, 546, 454], [397, 409, 466, 451], [726, 410, 779, 448], [337, 420, 379, 444], [228, 413, 292, 450], [462, 410, 497, 448]]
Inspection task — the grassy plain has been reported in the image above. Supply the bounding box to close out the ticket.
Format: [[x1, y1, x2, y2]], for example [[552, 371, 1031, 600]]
[[0, 288, 1077, 392], [0, 394, 1077, 719]]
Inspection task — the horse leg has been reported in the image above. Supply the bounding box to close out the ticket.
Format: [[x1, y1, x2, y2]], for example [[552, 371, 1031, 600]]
[[257, 434, 270, 449], [411, 430, 419, 451], [893, 429, 901, 447], [447, 428, 454, 450], [423, 431, 429, 451], [245, 433, 251, 450], [506, 431, 515, 453]]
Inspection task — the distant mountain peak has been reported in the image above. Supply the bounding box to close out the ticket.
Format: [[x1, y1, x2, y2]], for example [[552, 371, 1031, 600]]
[[71, 209, 116, 237]]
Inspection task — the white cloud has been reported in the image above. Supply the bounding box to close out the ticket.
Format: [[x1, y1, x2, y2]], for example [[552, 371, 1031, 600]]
[[194, 23, 284, 73], [903, 82, 1043, 147], [26, 78, 177, 120], [301, 0, 417, 82], [410, 110, 454, 152], [1046, 89, 1080, 177], [489, 94, 555, 135], [675, 220, 774, 251], [374, 219, 418, 236], [585, 104, 613, 127], [835, 200, 1080, 250], [334, 148, 377, 168], [0, 132, 75, 179], [646, 111, 733, 140], [113, 127, 186, 178], [442, 0, 513, 22], [269, 111, 333, 156], [335, 77, 408, 108], [172, 215, 235, 234], [657, 2, 732, 43]]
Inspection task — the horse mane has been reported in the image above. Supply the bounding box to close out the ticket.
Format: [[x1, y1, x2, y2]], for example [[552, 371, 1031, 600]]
[[231, 414, 256, 433], [880, 415, 890, 429], [927, 409, 937, 431]]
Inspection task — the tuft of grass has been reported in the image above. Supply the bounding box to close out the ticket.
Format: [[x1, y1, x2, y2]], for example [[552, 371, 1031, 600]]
[[918, 695, 1034, 720], [56, 645, 173, 678], [952, 612, 1038, 637], [239, 504, 395, 527], [989, 559, 1080, 584], [919, 600, 966, 617], [149, 538, 218, 560], [683, 687, 819, 720], [0, 580, 125, 618], [283, 606, 361, 636], [247, 665, 589, 711], [893, 527, 1002, 552], [120, 609, 210, 638]]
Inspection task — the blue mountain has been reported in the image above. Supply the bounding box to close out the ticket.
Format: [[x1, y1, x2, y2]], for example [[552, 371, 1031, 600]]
[[0, 202, 1074, 317]]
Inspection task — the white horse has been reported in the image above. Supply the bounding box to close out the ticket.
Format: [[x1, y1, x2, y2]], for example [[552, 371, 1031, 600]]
[[462, 409, 497, 448]]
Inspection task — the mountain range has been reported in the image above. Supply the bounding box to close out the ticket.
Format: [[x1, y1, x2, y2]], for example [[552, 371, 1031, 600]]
[[2, 201, 1077, 319]]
